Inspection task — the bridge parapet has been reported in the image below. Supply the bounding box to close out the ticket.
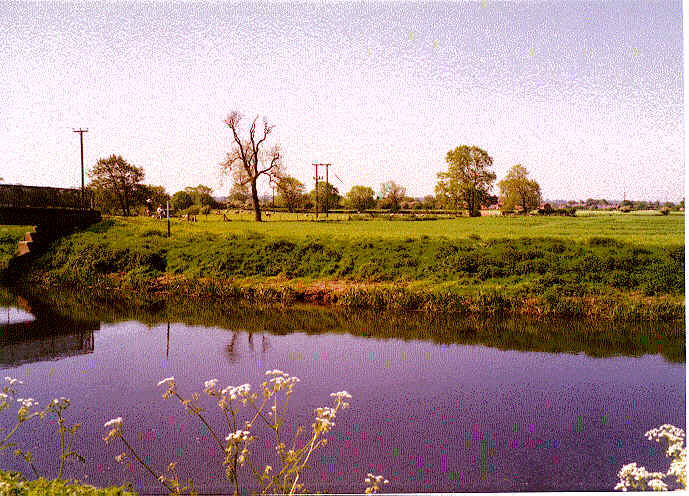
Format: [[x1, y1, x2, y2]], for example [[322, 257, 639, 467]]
[[0, 207, 101, 230], [0, 184, 94, 209]]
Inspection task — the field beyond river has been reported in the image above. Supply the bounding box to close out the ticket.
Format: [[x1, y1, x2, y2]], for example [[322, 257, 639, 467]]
[[1, 212, 685, 321]]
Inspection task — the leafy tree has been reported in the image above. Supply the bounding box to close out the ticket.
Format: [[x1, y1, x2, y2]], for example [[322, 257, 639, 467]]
[[378, 181, 406, 211], [220, 111, 282, 221], [227, 168, 251, 208], [421, 195, 438, 210], [88, 155, 144, 216], [136, 184, 169, 214], [435, 145, 496, 216], [184, 185, 217, 207], [310, 182, 340, 213], [345, 185, 376, 212], [498, 164, 542, 213], [276, 176, 306, 212], [171, 191, 194, 211]]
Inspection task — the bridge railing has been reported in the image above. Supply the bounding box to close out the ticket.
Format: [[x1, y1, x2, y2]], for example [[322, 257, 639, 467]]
[[0, 185, 94, 209]]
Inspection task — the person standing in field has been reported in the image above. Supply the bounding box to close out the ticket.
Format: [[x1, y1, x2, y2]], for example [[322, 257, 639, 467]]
[[145, 198, 153, 216]]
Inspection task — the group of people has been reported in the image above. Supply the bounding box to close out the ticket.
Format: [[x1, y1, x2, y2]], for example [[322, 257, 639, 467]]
[[145, 198, 165, 219]]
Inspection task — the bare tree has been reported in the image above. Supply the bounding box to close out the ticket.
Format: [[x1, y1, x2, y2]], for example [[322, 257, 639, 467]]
[[220, 111, 281, 221]]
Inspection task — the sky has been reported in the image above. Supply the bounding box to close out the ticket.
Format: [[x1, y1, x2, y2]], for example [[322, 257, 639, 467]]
[[0, 1, 684, 202]]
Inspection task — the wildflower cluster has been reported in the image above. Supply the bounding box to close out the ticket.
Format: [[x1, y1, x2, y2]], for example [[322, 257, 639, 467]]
[[365, 473, 389, 494], [0, 377, 83, 480], [615, 424, 686, 491], [103, 370, 383, 495]]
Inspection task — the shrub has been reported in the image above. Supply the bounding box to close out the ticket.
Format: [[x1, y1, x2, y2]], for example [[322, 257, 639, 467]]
[[0, 471, 135, 496]]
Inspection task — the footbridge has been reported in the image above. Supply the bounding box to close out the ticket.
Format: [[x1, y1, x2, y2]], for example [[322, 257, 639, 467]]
[[0, 184, 101, 256]]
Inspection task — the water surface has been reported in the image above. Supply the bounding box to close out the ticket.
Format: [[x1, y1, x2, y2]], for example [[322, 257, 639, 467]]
[[0, 290, 683, 493]]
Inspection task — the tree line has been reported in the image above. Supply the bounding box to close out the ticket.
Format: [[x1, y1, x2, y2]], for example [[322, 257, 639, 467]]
[[86, 111, 681, 219]]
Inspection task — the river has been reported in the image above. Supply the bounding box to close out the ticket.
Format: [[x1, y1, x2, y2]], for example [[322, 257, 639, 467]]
[[0, 288, 684, 493]]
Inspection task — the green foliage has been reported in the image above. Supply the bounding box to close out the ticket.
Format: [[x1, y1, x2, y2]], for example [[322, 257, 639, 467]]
[[171, 191, 194, 212], [377, 181, 406, 212], [309, 182, 340, 212], [14, 216, 684, 318], [0, 471, 135, 496], [0, 226, 29, 269], [345, 185, 376, 212], [88, 155, 145, 216], [184, 185, 217, 208], [498, 164, 541, 213], [275, 176, 306, 212], [436, 145, 496, 215]]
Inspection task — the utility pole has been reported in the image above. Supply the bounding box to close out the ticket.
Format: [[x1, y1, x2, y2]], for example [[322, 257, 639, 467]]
[[325, 163, 329, 218], [313, 163, 331, 220], [313, 163, 323, 219], [73, 128, 88, 208]]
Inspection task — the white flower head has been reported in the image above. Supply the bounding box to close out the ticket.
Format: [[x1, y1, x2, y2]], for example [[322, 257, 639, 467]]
[[4, 377, 22, 386], [204, 379, 219, 394], [16, 397, 38, 410], [364, 473, 389, 494], [157, 377, 175, 387], [221, 383, 251, 400], [225, 430, 251, 443], [330, 391, 352, 400], [104, 417, 123, 430]]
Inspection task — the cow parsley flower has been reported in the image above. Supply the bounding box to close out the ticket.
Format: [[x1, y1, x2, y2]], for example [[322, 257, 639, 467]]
[[157, 377, 175, 387], [104, 417, 123, 430]]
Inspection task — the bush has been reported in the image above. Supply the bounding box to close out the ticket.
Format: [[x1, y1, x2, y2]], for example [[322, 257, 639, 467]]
[[0, 471, 135, 496]]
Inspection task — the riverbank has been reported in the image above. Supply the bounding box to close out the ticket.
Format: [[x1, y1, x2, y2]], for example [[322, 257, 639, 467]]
[[2, 215, 684, 321]]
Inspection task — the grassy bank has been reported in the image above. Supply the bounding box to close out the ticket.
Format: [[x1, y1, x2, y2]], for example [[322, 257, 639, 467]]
[[2, 214, 684, 320]]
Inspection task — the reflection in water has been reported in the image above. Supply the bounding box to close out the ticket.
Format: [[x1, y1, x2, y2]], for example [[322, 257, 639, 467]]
[[225, 332, 270, 362], [0, 294, 98, 367], [0, 285, 682, 493], [9, 285, 684, 363]]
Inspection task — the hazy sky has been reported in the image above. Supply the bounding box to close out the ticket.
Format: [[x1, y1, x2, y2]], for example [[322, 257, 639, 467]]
[[1, 1, 684, 201]]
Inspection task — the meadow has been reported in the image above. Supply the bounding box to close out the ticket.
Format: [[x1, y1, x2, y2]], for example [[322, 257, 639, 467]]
[[2, 210, 682, 320], [118, 209, 683, 245]]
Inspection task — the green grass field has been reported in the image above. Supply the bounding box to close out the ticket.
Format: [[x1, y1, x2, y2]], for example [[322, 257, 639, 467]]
[[1, 212, 684, 319], [120, 210, 684, 246]]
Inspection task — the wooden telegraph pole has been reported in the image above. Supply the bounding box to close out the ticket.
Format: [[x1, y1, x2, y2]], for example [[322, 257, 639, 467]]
[[313, 163, 323, 219], [73, 128, 88, 208], [313, 163, 331, 220]]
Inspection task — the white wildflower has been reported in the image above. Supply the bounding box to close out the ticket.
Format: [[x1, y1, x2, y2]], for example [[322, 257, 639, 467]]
[[203, 379, 219, 394], [221, 384, 251, 400], [647, 479, 668, 491], [16, 398, 38, 409], [157, 377, 175, 387], [104, 417, 123, 430], [330, 391, 352, 400], [225, 430, 251, 442], [364, 473, 389, 494], [4, 377, 23, 386]]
